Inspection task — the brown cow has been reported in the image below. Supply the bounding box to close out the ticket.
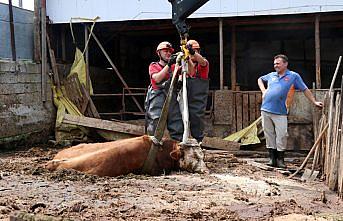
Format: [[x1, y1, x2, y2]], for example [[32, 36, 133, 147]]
[[46, 135, 208, 177]]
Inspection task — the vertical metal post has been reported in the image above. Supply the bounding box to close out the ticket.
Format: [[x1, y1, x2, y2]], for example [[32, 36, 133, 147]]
[[315, 14, 321, 89], [8, 0, 16, 62], [41, 0, 47, 102], [219, 19, 224, 90], [231, 25, 237, 91], [33, 0, 41, 62], [19, 0, 23, 8]]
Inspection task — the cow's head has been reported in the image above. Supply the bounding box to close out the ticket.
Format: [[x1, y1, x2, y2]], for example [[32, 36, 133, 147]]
[[170, 139, 209, 174]]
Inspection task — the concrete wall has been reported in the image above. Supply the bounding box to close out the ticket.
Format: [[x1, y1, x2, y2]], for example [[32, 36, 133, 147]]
[[0, 60, 55, 148], [0, 3, 33, 60]]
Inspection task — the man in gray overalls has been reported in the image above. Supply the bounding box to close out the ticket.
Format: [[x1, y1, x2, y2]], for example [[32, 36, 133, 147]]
[[145, 41, 183, 141], [185, 40, 210, 143]]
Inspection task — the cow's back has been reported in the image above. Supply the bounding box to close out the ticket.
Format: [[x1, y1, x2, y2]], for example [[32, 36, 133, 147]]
[[46, 135, 180, 177]]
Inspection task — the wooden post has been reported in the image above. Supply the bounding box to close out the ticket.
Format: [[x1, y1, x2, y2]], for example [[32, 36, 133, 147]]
[[219, 19, 224, 90], [46, 33, 60, 89], [325, 56, 342, 182], [84, 24, 90, 91], [8, 0, 16, 62], [231, 25, 237, 91], [33, 0, 41, 62], [61, 25, 66, 62], [315, 14, 321, 89], [41, 0, 47, 102]]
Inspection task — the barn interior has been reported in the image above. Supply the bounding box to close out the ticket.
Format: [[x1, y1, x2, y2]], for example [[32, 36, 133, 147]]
[[48, 11, 343, 120]]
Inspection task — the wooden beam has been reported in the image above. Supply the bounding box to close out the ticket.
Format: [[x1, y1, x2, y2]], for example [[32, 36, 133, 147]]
[[84, 24, 90, 92], [231, 25, 237, 91], [46, 33, 61, 89], [61, 26, 66, 62], [202, 136, 240, 151], [219, 19, 224, 90], [33, 0, 41, 63], [62, 114, 144, 136], [40, 0, 47, 102], [315, 14, 321, 89]]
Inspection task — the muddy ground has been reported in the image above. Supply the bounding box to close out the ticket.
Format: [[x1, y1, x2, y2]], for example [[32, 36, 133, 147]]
[[0, 145, 342, 221]]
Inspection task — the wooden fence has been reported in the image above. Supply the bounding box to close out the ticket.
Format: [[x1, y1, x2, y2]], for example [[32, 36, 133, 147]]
[[214, 90, 262, 134]]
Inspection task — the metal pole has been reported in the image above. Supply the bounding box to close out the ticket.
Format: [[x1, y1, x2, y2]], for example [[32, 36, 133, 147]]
[[231, 25, 237, 91], [8, 0, 16, 61], [315, 14, 321, 89], [219, 18, 224, 90], [41, 0, 47, 101]]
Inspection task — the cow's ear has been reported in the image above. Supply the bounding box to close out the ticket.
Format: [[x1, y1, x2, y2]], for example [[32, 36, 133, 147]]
[[170, 149, 181, 161]]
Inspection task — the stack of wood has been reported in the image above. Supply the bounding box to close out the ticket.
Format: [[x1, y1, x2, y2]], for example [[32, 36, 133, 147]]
[[322, 72, 343, 198], [292, 56, 343, 198]]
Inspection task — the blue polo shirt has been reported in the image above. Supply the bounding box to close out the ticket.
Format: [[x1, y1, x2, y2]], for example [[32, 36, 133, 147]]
[[259, 70, 308, 115]]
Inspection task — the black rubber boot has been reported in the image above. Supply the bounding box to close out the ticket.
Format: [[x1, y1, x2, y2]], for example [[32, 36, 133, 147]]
[[267, 148, 277, 167], [276, 151, 286, 168]]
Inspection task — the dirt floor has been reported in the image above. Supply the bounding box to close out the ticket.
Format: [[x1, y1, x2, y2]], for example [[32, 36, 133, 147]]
[[0, 145, 342, 221]]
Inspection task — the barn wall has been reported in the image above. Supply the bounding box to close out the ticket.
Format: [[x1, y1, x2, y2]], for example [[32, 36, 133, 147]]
[[0, 60, 55, 148]]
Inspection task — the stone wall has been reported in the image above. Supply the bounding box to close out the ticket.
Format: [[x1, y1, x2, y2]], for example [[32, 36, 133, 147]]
[[0, 60, 55, 148]]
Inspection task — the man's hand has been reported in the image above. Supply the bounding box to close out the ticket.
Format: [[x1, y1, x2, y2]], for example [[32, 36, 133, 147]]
[[314, 101, 323, 108], [168, 54, 177, 67], [186, 43, 195, 55]]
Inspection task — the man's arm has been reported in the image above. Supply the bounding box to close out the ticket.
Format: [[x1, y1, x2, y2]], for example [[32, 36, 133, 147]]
[[303, 88, 323, 108], [189, 52, 207, 66], [258, 78, 267, 99], [151, 65, 170, 83]]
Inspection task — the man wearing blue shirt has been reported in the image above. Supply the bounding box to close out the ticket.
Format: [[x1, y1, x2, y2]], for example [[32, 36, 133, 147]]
[[258, 54, 323, 168]]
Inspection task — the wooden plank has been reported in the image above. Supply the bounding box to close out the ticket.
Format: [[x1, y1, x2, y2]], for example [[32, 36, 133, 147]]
[[339, 115, 343, 197], [219, 19, 223, 90], [62, 114, 144, 136], [315, 14, 321, 89], [202, 136, 240, 151], [242, 93, 249, 128], [231, 25, 236, 90], [328, 93, 341, 190], [256, 92, 262, 118], [33, 0, 41, 62], [236, 92, 243, 131], [249, 92, 256, 122], [63, 74, 83, 112], [339, 79, 343, 197], [232, 91, 237, 133], [46, 33, 60, 89], [80, 83, 100, 118], [214, 90, 232, 125]]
